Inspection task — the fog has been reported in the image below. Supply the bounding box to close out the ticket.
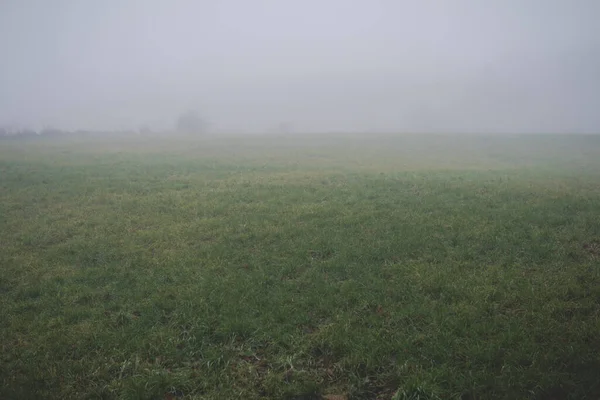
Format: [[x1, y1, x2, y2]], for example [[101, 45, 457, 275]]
[[1, 0, 599, 133]]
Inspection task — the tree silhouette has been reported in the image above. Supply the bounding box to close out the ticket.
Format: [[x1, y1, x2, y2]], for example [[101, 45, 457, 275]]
[[176, 110, 207, 134]]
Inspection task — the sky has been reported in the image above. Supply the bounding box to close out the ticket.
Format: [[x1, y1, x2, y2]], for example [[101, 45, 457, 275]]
[[1, 0, 599, 133]]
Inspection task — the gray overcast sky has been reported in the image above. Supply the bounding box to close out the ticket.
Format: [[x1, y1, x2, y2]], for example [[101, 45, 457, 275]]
[[1, 0, 599, 133]]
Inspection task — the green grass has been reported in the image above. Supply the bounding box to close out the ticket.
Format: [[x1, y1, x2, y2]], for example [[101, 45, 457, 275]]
[[1, 133, 599, 399]]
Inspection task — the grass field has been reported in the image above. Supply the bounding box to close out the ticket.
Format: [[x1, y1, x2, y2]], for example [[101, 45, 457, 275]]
[[1, 133, 599, 399]]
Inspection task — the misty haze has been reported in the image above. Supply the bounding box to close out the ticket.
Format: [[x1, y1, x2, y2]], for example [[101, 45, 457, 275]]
[[2, 0, 600, 133], [1, 1, 600, 399]]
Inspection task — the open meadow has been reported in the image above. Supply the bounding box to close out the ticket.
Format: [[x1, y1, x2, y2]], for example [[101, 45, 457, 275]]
[[1, 133, 599, 399]]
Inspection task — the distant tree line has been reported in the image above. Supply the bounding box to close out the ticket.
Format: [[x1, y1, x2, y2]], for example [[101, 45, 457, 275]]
[[0, 126, 76, 138], [1, 109, 210, 139]]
